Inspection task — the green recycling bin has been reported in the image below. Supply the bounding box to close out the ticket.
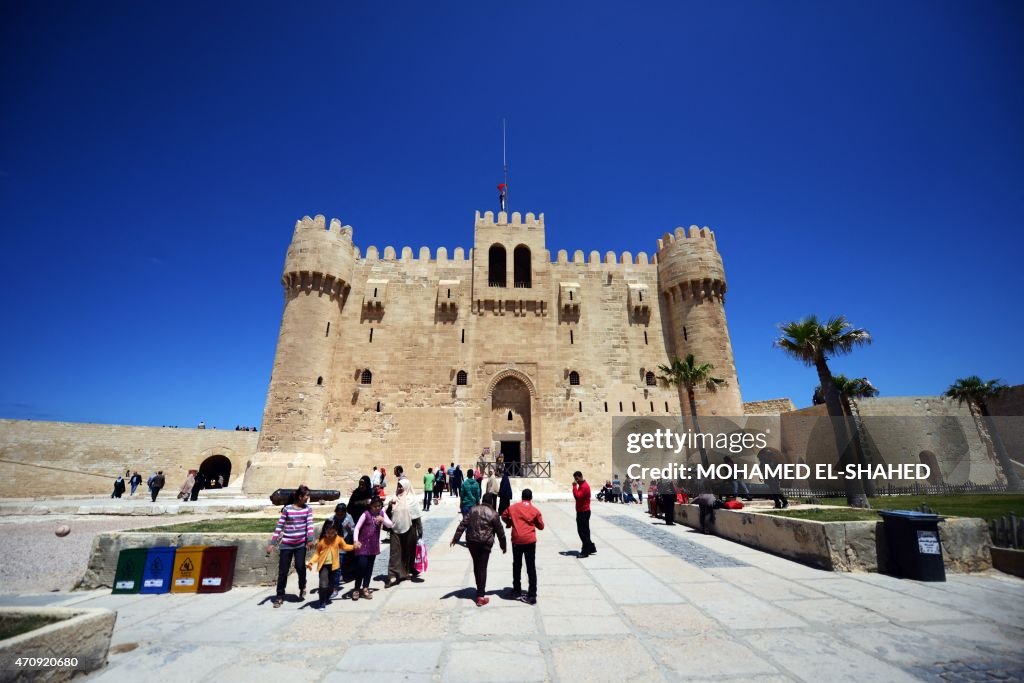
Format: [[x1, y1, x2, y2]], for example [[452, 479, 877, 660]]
[[879, 510, 946, 581], [112, 547, 149, 594]]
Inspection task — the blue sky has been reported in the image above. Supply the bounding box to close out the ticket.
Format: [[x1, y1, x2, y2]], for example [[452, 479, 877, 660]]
[[1, 1, 1021, 428]]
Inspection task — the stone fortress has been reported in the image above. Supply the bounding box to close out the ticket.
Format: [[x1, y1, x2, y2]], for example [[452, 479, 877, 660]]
[[1, 209, 1020, 498], [243, 210, 744, 494]]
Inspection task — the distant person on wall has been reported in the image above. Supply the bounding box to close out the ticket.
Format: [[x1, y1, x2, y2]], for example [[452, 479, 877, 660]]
[[451, 492, 507, 607], [657, 476, 678, 525], [347, 476, 374, 524], [370, 466, 382, 489], [352, 496, 392, 600], [150, 471, 165, 502], [501, 488, 544, 604], [111, 475, 126, 499], [498, 471, 513, 516], [197, 421, 206, 429], [423, 468, 435, 512], [267, 485, 315, 608], [723, 456, 753, 501], [129, 471, 142, 496], [460, 469, 481, 518], [572, 471, 597, 557]]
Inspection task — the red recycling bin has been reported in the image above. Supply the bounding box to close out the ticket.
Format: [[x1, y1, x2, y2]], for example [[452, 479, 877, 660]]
[[197, 545, 238, 593]]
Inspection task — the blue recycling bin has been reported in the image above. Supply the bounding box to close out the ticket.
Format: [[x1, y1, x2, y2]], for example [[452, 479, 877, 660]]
[[140, 546, 176, 594]]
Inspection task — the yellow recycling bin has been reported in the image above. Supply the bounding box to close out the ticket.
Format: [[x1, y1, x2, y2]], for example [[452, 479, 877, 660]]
[[171, 546, 207, 593]]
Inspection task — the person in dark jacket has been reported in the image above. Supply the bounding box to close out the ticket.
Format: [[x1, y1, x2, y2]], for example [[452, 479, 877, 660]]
[[657, 477, 678, 525], [451, 492, 507, 606], [150, 471, 165, 502], [498, 472, 513, 515], [450, 465, 464, 498], [347, 476, 374, 524], [111, 476, 126, 499]]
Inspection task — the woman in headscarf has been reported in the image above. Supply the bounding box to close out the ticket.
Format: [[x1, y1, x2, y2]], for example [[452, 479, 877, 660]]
[[498, 471, 513, 515], [347, 475, 374, 524], [384, 478, 417, 587], [178, 471, 196, 500]]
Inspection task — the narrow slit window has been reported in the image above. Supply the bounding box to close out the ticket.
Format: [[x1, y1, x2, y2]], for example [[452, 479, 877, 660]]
[[604, 402, 608, 412], [665, 401, 669, 412], [373, 287, 378, 298], [376, 401, 381, 412], [569, 290, 573, 301], [569, 330, 574, 345], [507, 410, 513, 421], [619, 402, 623, 412], [578, 401, 583, 413], [683, 326, 688, 341], [316, 376, 323, 386], [325, 322, 330, 337], [369, 328, 374, 342], [643, 330, 648, 345], [447, 288, 451, 298], [650, 401, 654, 412], [461, 329, 465, 344], [632, 401, 636, 412]]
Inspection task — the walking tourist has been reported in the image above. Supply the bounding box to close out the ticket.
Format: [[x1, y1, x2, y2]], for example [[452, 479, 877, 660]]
[[352, 497, 392, 600], [325, 502, 356, 592], [460, 468, 481, 518], [485, 468, 501, 497], [501, 488, 544, 604], [347, 475, 374, 524], [266, 485, 315, 608], [177, 471, 195, 501], [657, 476, 678, 525], [498, 470, 513, 515], [450, 464, 463, 498], [433, 465, 446, 503], [306, 519, 360, 611], [189, 471, 205, 502], [371, 466, 382, 488], [572, 471, 597, 557], [451, 492, 507, 606], [150, 471, 165, 502], [423, 468, 435, 511], [129, 471, 142, 496], [111, 475, 126, 499], [385, 478, 417, 587]]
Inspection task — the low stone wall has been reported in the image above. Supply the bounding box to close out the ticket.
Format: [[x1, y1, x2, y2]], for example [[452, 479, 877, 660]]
[[0, 607, 115, 681], [80, 531, 275, 590], [673, 504, 992, 573], [991, 547, 1024, 578]]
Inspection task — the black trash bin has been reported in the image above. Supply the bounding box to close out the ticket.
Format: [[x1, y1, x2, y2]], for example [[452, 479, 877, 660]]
[[879, 510, 946, 581]]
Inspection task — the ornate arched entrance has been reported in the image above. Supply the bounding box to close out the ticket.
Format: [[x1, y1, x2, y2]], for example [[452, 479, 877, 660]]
[[489, 371, 535, 474], [199, 454, 232, 487]]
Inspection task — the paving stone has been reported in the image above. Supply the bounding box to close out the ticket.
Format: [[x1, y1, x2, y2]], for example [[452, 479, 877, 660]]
[[336, 641, 443, 673], [443, 640, 546, 682], [551, 637, 663, 682], [605, 515, 748, 568], [649, 634, 779, 677]]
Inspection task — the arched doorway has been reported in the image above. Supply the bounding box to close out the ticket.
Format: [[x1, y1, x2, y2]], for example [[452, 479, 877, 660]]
[[490, 374, 532, 475], [199, 454, 232, 488]]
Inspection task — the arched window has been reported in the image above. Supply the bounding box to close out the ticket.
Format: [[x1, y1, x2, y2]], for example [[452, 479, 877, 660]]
[[360, 369, 372, 385], [488, 244, 506, 287], [645, 371, 656, 386], [316, 376, 324, 386], [569, 371, 580, 386], [456, 370, 468, 386], [513, 245, 531, 288]]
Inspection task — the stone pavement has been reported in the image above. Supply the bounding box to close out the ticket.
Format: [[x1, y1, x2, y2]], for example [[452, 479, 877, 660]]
[[3, 501, 1023, 682]]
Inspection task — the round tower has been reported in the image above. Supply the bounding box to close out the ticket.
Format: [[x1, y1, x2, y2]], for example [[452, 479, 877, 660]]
[[656, 225, 743, 416], [242, 215, 356, 494]]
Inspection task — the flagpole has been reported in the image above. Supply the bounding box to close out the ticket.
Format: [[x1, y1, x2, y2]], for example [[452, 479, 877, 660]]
[[503, 118, 509, 214]]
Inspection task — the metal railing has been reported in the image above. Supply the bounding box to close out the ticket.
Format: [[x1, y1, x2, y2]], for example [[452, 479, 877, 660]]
[[781, 481, 1009, 499], [488, 280, 506, 288], [513, 281, 531, 288], [475, 461, 551, 478]]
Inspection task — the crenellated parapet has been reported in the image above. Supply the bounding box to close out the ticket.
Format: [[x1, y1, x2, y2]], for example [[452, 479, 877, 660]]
[[283, 215, 357, 295], [358, 245, 473, 263], [475, 210, 544, 228], [656, 225, 727, 302]]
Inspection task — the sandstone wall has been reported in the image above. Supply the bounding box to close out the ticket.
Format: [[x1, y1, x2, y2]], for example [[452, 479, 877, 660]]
[[743, 398, 797, 416], [0, 420, 258, 498]]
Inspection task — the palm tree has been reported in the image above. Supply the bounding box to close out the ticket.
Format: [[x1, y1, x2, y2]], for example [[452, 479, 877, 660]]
[[815, 375, 880, 496], [776, 315, 872, 508], [945, 376, 1021, 491], [657, 354, 727, 469]]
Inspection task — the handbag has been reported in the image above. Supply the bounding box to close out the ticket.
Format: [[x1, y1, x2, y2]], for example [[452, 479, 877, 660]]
[[414, 539, 429, 574]]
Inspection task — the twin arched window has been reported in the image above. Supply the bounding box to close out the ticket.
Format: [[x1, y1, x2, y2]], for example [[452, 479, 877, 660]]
[[488, 243, 532, 288]]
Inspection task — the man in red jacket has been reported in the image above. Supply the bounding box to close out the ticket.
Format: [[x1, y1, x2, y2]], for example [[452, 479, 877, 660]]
[[501, 488, 545, 604], [572, 471, 598, 558]]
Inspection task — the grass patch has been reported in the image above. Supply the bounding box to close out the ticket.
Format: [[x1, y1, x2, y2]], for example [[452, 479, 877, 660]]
[[814, 494, 1024, 521], [135, 518, 325, 534], [0, 615, 65, 641], [766, 508, 880, 523]]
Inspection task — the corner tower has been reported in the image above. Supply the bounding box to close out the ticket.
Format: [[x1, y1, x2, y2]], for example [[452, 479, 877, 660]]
[[656, 225, 743, 415], [242, 215, 356, 494]]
